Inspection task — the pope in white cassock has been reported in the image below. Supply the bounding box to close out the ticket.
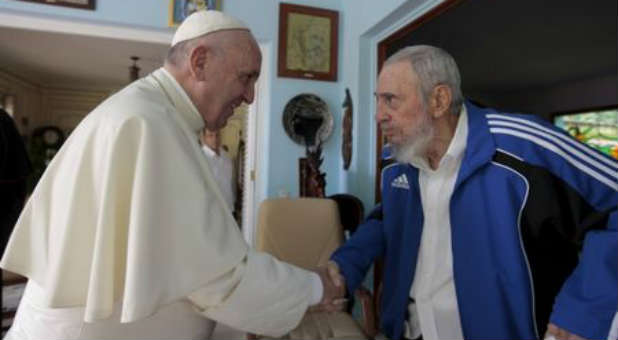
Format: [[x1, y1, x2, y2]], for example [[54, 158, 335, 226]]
[[0, 10, 343, 339]]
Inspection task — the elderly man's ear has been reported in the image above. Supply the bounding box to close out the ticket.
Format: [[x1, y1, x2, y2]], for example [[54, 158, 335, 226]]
[[189, 45, 213, 81], [430, 84, 452, 118]]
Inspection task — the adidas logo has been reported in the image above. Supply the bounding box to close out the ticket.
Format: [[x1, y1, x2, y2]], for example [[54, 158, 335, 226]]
[[391, 174, 410, 189]]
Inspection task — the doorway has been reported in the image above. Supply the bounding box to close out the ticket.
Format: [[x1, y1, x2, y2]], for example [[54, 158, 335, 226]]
[[241, 43, 269, 246], [372, 0, 617, 201]]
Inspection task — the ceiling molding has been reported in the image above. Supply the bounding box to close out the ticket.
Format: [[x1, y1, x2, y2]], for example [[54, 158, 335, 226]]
[[0, 67, 39, 90], [0, 8, 173, 44]]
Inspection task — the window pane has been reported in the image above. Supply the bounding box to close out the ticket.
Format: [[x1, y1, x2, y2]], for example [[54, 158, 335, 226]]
[[554, 109, 618, 159]]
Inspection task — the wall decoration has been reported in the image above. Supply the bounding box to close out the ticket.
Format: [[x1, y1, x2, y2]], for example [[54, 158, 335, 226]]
[[15, 0, 95, 10], [342, 88, 353, 170], [282, 93, 333, 148], [281, 94, 331, 197], [298, 157, 308, 197], [299, 144, 326, 198], [128, 56, 141, 82], [278, 3, 338, 81], [169, 0, 222, 27]]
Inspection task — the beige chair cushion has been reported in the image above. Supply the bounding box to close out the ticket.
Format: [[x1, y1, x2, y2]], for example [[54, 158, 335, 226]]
[[256, 198, 344, 269], [288, 311, 367, 339], [259, 312, 367, 340], [254, 198, 368, 339]]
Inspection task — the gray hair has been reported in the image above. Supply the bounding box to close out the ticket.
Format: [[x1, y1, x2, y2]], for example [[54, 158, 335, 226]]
[[384, 45, 463, 114], [165, 41, 188, 66], [165, 35, 224, 67]]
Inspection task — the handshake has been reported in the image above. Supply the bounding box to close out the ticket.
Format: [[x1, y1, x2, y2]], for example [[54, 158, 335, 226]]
[[313, 261, 347, 312]]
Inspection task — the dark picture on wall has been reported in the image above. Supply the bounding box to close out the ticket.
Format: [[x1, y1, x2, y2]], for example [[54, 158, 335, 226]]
[[16, 0, 95, 10]]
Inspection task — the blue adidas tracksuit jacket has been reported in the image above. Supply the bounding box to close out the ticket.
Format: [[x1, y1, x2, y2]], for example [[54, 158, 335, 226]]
[[332, 102, 618, 339]]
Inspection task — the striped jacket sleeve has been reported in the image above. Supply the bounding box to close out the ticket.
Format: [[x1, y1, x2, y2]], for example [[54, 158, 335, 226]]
[[331, 204, 386, 295], [487, 112, 617, 339]]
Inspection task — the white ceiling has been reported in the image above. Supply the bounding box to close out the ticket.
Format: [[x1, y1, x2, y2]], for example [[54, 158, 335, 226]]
[[0, 10, 173, 89]]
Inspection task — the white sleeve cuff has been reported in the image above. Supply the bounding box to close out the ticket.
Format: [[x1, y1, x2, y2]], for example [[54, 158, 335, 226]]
[[308, 272, 323, 305]]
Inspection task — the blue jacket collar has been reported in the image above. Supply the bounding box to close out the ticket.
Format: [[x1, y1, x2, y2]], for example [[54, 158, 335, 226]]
[[455, 101, 497, 188], [380, 101, 497, 188]]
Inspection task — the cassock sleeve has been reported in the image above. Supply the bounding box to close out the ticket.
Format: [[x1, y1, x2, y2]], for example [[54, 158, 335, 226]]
[[188, 249, 314, 337]]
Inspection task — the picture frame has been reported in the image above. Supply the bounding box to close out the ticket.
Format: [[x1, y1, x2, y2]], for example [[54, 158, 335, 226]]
[[15, 0, 95, 10], [168, 0, 222, 27], [278, 3, 339, 82]]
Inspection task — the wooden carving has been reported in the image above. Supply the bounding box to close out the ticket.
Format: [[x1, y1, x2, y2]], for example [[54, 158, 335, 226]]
[[300, 143, 326, 198], [342, 88, 353, 170]]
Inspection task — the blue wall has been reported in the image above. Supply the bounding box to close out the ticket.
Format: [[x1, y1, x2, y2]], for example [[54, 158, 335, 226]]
[[224, 0, 344, 201], [224, 0, 419, 208], [338, 0, 409, 209], [229, 0, 423, 209]]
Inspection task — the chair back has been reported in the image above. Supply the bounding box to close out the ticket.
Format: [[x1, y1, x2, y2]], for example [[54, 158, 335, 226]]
[[328, 194, 364, 236], [256, 198, 344, 270]]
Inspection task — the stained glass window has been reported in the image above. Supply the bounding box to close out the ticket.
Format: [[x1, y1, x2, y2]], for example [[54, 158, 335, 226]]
[[554, 108, 618, 159]]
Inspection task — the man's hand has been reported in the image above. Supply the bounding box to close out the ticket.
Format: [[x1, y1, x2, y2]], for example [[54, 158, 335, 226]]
[[544, 323, 587, 340], [314, 261, 346, 312]]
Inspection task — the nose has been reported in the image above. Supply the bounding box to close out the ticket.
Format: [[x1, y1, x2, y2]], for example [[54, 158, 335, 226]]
[[243, 83, 256, 104], [375, 99, 389, 124]]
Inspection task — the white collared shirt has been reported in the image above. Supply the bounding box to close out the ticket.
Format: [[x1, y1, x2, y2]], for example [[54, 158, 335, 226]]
[[404, 106, 468, 340], [201, 145, 236, 211]]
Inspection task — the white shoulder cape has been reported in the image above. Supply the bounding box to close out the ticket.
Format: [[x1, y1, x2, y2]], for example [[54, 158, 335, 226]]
[[0, 68, 249, 323]]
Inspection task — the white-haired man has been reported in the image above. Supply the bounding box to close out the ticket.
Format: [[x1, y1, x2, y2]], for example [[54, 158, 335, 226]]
[[328, 45, 617, 340], [1, 11, 343, 339]]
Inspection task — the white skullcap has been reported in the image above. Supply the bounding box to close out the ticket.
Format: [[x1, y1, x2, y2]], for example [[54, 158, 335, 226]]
[[171, 10, 249, 47]]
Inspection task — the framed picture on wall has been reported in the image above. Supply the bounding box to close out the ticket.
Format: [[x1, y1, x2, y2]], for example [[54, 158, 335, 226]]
[[168, 0, 222, 27], [15, 0, 95, 10], [278, 3, 339, 81]]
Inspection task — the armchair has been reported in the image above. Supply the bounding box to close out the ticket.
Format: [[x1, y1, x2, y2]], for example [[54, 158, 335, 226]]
[[250, 197, 376, 339]]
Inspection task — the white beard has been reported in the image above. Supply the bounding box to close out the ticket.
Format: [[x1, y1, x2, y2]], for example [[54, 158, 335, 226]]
[[392, 112, 435, 165]]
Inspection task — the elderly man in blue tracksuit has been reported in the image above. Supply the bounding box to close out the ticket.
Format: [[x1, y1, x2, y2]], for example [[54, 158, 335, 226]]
[[329, 45, 617, 339]]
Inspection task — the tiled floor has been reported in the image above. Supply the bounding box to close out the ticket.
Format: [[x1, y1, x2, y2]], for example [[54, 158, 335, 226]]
[[210, 322, 246, 340]]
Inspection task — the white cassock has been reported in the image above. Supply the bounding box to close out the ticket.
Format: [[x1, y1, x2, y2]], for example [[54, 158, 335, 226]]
[[201, 146, 236, 212], [0, 68, 316, 339]]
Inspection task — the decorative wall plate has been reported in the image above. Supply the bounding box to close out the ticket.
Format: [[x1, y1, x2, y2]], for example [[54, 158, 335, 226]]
[[282, 93, 333, 147]]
